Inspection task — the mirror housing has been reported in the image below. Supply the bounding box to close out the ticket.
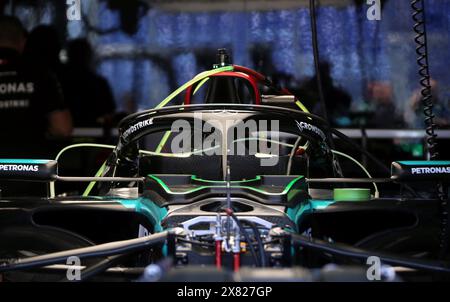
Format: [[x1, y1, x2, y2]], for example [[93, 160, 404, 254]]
[[0, 159, 58, 182]]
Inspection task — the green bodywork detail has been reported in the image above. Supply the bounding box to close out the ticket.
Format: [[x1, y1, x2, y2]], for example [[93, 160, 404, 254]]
[[148, 174, 205, 195], [0, 159, 53, 164], [148, 174, 304, 196], [333, 188, 370, 202], [191, 175, 261, 184], [118, 198, 168, 232], [398, 161, 450, 166], [286, 200, 335, 232]]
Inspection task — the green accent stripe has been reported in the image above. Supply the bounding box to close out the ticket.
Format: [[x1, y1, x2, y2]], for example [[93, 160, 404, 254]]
[[398, 161, 450, 166], [193, 77, 209, 94], [118, 198, 168, 232], [148, 174, 206, 195], [333, 188, 370, 202], [286, 200, 335, 231], [155, 65, 233, 109], [0, 159, 53, 164], [148, 174, 304, 196], [82, 161, 107, 196], [191, 175, 261, 184], [155, 131, 172, 153]]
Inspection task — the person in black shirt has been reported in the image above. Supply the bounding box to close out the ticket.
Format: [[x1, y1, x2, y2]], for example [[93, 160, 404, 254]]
[[22, 25, 64, 81], [61, 38, 116, 127], [0, 16, 72, 159], [299, 61, 352, 127]]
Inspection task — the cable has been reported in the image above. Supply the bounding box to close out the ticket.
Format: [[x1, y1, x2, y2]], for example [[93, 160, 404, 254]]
[[295, 100, 310, 114], [242, 220, 267, 267], [155, 66, 234, 109], [330, 128, 421, 198], [0, 232, 168, 273], [286, 137, 303, 176], [125, 66, 234, 157], [232, 64, 310, 114], [331, 149, 379, 198], [193, 77, 210, 95], [54, 143, 114, 162], [83, 161, 107, 197], [155, 130, 172, 153], [177, 238, 215, 248], [330, 129, 387, 174], [309, 0, 329, 123], [153, 66, 235, 154], [411, 0, 449, 260], [227, 210, 260, 267], [291, 233, 450, 274], [308, 0, 344, 178]]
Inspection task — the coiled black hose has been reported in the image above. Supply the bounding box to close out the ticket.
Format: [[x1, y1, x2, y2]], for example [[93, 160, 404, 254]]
[[411, 0, 438, 159], [411, 0, 449, 260]]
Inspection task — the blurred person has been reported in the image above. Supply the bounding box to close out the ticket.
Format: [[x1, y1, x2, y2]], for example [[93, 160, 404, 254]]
[[0, 16, 72, 197], [0, 16, 72, 159], [366, 81, 403, 128], [22, 25, 63, 75], [299, 62, 352, 126], [61, 38, 116, 127], [407, 79, 449, 128]]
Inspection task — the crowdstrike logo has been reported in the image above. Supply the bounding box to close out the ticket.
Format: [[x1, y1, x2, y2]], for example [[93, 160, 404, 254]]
[[123, 118, 154, 139], [295, 121, 326, 141], [0, 164, 39, 172], [411, 167, 450, 174]]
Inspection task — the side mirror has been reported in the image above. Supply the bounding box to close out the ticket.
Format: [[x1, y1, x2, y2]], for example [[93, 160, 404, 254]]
[[0, 159, 57, 182], [391, 161, 450, 182]]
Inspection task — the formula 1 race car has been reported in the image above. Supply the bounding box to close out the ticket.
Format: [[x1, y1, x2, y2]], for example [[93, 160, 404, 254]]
[[0, 57, 450, 282]]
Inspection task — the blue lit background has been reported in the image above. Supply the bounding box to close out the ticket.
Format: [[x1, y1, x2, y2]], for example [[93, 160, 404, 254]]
[[12, 0, 450, 128]]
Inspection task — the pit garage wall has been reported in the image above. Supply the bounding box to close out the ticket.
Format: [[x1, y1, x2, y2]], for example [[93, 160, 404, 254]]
[[5, 0, 450, 127]]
